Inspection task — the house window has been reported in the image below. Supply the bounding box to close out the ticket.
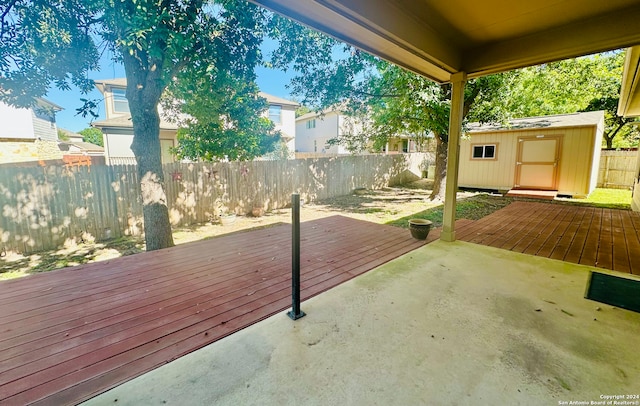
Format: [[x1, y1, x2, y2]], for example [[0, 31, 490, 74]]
[[112, 88, 130, 113], [306, 119, 316, 129], [402, 139, 409, 153], [472, 144, 497, 159], [269, 105, 282, 124]]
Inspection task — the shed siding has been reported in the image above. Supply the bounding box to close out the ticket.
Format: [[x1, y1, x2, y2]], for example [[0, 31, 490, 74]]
[[460, 125, 598, 196]]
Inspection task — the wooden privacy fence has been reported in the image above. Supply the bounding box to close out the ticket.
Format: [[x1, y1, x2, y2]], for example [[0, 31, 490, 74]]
[[597, 150, 638, 189], [0, 153, 426, 254]]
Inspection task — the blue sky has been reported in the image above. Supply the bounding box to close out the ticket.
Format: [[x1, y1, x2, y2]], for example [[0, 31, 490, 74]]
[[48, 50, 298, 133]]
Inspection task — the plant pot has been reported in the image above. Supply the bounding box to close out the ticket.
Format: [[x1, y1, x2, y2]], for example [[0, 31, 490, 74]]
[[220, 214, 237, 226], [408, 218, 432, 240], [251, 207, 264, 217]]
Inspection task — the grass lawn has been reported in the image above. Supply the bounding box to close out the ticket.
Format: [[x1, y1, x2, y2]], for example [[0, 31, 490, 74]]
[[386, 193, 513, 228], [555, 188, 632, 210]]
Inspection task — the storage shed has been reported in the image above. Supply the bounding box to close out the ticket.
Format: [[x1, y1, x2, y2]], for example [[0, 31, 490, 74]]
[[459, 111, 604, 198]]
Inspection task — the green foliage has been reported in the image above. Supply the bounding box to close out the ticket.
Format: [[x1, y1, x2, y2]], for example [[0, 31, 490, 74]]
[[79, 127, 104, 146], [0, 0, 99, 107], [503, 54, 621, 117], [503, 52, 637, 148], [57, 128, 70, 141]]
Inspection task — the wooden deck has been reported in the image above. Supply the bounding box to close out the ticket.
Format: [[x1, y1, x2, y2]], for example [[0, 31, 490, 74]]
[[0, 215, 427, 405], [456, 201, 640, 275]]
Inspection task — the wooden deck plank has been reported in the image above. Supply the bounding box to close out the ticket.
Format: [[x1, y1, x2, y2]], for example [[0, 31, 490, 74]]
[[578, 208, 603, 267], [620, 211, 640, 275], [511, 203, 563, 255], [0, 215, 426, 405], [548, 206, 588, 261], [561, 207, 595, 263], [536, 206, 580, 258], [457, 201, 637, 276], [611, 210, 631, 274], [495, 203, 552, 249]]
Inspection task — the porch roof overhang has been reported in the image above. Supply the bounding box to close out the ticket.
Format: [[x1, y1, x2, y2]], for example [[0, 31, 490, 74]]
[[249, 0, 640, 84], [618, 46, 640, 118]]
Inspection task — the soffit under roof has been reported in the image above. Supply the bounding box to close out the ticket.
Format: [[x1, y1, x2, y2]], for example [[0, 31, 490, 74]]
[[250, 0, 640, 83], [618, 46, 640, 117]]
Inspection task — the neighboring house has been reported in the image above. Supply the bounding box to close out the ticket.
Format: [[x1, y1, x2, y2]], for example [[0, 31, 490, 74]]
[[92, 78, 178, 165], [459, 111, 604, 198], [0, 98, 64, 164], [260, 92, 299, 157], [92, 78, 298, 165], [296, 110, 351, 155], [295, 109, 428, 156]]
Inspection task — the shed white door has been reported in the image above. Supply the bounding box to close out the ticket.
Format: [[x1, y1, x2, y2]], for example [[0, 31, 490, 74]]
[[515, 135, 562, 190]]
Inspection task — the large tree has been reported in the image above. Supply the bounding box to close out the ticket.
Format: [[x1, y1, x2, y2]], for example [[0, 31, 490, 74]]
[[269, 20, 509, 199], [503, 52, 637, 148], [1, 0, 279, 251]]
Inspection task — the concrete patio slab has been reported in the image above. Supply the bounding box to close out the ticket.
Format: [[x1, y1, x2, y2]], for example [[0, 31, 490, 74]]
[[84, 241, 640, 406]]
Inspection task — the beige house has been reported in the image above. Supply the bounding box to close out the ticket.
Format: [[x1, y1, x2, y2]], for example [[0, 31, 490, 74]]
[[459, 111, 604, 197], [92, 79, 298, 164], [92, 78, 178, 165], [0, 98, 64, 164]]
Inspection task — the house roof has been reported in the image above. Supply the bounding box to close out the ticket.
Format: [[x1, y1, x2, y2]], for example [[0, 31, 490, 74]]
[[93, 78, 128, 93], [58, 140, 104, 152], [35, 97, 63, 111], [295, 108, 340, 121], [467, 110, 605, 133], [259, 92, 299, 107], [91, 116, 179, 130], [249, 1, 640, 84]]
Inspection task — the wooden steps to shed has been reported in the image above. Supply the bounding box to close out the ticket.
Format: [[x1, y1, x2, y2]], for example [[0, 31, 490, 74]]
[[506, 189, 558, 200]]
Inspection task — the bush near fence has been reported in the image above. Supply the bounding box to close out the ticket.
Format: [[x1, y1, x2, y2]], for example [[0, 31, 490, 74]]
[[0, 153, 428, 254]]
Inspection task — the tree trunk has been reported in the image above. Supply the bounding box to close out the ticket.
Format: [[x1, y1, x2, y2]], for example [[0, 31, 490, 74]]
[[430, 134, 448, 200], [130, 105, 175, 251], [604, 133, 614, 149]]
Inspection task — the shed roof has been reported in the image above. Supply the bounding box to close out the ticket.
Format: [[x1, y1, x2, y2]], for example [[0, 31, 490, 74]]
[[467, 110, 604, 133]]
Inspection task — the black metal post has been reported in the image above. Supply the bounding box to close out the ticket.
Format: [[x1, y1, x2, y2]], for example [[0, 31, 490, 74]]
[[288, 193, 306, 320]]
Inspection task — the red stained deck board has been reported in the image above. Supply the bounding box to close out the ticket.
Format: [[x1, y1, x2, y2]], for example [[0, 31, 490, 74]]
[[0, 215, 427, 405], [548, 206, 588, 261], [620, 211, 640, 275], [535, 206, 581, 258], [456, 201, 640, 276], [611, 210, 631, 274]]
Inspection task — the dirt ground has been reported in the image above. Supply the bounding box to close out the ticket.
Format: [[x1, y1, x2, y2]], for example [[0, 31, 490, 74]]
[[0, 179, 482, 279]]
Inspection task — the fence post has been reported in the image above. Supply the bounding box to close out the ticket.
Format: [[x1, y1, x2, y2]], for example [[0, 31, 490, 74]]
[[287, 193, 306, 320]]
